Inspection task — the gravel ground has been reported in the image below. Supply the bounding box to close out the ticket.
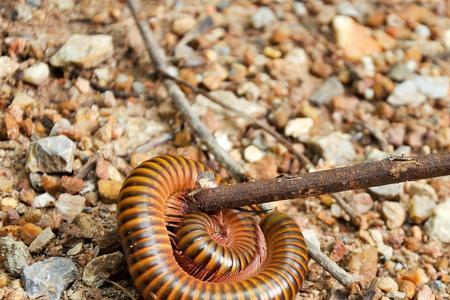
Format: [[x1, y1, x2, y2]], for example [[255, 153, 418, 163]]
[[0, 0, 449, 299]]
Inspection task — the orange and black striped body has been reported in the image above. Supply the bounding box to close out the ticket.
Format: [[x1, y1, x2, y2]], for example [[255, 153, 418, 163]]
[[117, 155, 308, 300]]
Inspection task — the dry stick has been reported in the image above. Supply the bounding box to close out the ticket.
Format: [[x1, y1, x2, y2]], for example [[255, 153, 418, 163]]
[[160, 71, 314, 170], [127, 0, 356, 289], [127, 0, 245, 182], [74, 155, 98, 179], [190, 153, 450, 212]]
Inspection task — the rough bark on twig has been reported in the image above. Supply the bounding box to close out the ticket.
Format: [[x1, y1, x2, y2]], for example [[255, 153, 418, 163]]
[[190, 153, 450, 212], [127, 0, 245, 181]]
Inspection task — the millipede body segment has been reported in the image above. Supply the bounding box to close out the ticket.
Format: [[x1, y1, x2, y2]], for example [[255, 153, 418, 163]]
[[117, 155, 308, 300]]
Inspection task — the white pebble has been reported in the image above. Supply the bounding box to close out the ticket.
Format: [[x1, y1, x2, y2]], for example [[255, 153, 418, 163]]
[[243, 145, 265, 163], [23, 62, 49, 86]]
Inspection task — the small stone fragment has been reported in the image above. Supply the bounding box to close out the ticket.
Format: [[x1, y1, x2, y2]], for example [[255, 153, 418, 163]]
[[0, 237, 32, 277], [425, 200, 450, 243], [50, 34, 114, 68], [202, 63, 228, 90], [386, 291, 406, 299], [1, 197, 18, 210], [308, 132, 356, 166], [26, 135, 76, 173], [97, 180, 121, 204], [23, 62, 49, 86], [369, 183, 403, 200], [19, 223, 42, 245], [0, 177, 13, 192], [333, 15, 382, 61], [400, 268, 429, 287], [73, 214, 102, 239], [82, 252, 123, 287], [29, 227, 55, 253], [251, 7, 275, 29], [309, 77, 344, 106], [284, 118, 314, 140], [0, 56, 19, 78], [378, 276, 399, 293], [22, 257, 77, 300], [55, 194, 85, 222], [382, 201, 406, 229], [243, 145, 265, 163], [32, 193, 56, 208], [172, 16, 196, 35], [66, 243, 83, 256], [11, 92, 36, 109], [347, 246, 378, 283], [415, 285, 434, 300]]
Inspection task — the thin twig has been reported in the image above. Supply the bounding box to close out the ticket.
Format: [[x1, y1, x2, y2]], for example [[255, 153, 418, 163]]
[[74, 155, 98, 179], [105, 279, 137, 300], [159, 71, 314, 171], [332, 193, 359, 226], [306, 242, 356, 287], [131, 132, 173, 154], [127, 0, 245, 181], [190, 153, 450, 212]]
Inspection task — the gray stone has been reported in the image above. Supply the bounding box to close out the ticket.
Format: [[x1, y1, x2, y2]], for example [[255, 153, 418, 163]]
[[309, 77, 344, 105], [0, 237, 32, 277], [388, 80, 426, 106], [31, 193, 56, 208], [0, 56, 19, 78], [425, 200, 450, 243], [50, 34, 114, 68], [22, 257, 77, 300], [82, 252, 123, 287], [26, 135, 76, 173], [388, 76, 449, 106], [26, 0, 42, 7], [293, 2, 308, 17], [388, 63, 415, 81], [23, 62, 49, 86], [413, 76, 449, 99], [382, 201, 406, 229], [308, 132, 356, 166], [29, 227, 55, 253], [251, 7, 275, 29], [369, 183, 403, 200], [55, 194, 85, 222]]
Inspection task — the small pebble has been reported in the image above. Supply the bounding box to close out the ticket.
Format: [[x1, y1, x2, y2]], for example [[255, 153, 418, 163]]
[[172, 16, 196, 35], [55, 194, 85, 222], [382, 201, 406, 229], [97, 180, 122, 204], [29, 227, 55, 253], [26, 135, 76, 173], [50, 34, 114, 68], [244, 145, 265, 163], [22, 257, 77, 300], [309, 77, 344, 106], [0, 56, 19, 78], [82, 252, 123, 287], [23, 62, 49, 86], [251, 7, 275, 29], [425, 200, 450, 243], [32, 193, 56, 208], [284, 118, 314, 140], [377, 276, 399, 292], [0, 237, 32, 277]]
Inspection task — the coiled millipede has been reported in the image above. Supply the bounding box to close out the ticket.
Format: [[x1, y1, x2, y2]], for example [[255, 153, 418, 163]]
[[117, 155, 308, 300]]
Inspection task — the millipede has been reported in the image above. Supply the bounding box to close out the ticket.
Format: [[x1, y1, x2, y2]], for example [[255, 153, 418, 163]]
[[117, 155, 309, 300]]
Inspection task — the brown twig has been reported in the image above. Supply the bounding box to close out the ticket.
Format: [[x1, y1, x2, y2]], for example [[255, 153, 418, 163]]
[[127, 0, 245, 181], [332, 193, 359, 225], [159, 71, 314, 170], [105, 279, 137, 300], [306, 242, 356, 287], [74, 155, 98, 179], [190, 153, 450, 212]]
